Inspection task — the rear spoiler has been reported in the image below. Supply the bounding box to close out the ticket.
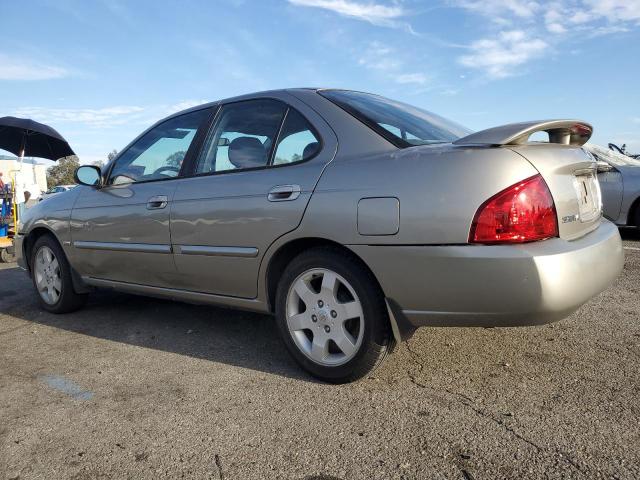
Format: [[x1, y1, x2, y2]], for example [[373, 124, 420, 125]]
[[453, 120, 593, 147]]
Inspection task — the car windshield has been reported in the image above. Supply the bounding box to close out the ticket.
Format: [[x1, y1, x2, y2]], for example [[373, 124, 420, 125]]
[[586, 143, 640, 167], [319, 90, 471, 147]]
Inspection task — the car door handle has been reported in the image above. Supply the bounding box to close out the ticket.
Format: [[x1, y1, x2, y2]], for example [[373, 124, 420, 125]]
[[147, 195, 168, 210], [268, 184, 301, 202]]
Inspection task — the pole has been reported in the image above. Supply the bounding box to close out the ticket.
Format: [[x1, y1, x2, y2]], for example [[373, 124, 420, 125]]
[[11, 170, 17, 233], [15, 135, 25, 227]]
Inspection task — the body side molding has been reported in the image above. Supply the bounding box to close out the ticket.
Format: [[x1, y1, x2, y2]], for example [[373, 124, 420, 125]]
[[73, 241, 171, 254]]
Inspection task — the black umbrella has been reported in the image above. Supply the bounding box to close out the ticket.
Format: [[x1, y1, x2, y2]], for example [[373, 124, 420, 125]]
[[0, 116, 75, 160]]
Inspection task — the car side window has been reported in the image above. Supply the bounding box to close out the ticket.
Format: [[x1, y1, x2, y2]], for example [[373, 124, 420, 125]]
[[196, 99, 287, 174], [273, 109, 320, 165], [109, 109, 210, 185]]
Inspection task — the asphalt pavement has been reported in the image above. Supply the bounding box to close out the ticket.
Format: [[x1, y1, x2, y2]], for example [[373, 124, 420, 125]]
[[1, 229, 639, 479]]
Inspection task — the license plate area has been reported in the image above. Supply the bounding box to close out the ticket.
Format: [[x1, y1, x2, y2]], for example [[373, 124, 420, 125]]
[[573, 172, 601, 223]]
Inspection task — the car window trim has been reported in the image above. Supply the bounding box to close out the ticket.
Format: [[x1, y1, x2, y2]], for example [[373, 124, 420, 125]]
[[182, 97, 324, 180], [103, 106, 216, 187], [268, 107, 289, 166], [178, 105, 220, 178]]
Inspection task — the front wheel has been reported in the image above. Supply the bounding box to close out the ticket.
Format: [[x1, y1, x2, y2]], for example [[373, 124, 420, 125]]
[[275, 247, 393, 383], [31, 235, 87, 313]]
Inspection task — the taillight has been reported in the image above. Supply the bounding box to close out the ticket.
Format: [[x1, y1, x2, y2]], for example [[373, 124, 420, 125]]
[[469, 174, 558, 244]]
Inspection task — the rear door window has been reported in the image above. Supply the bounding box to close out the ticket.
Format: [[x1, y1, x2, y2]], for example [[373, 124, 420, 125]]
[[273, 109, 320, 165], [195, 99, 320, 173], [196, 100, 287, 174]]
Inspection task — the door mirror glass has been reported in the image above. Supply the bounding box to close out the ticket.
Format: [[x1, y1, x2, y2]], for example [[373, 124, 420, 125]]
[[75, 165, 102, 186]]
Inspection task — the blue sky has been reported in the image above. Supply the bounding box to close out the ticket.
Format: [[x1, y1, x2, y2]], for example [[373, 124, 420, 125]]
[[1, 0, 639, 164]]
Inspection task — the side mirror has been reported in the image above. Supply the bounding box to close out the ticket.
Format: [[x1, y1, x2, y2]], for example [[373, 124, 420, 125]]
[[74, 165, 102, 187], [596, 160, 614, 173]]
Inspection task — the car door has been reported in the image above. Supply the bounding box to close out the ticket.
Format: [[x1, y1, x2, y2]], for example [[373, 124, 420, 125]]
[[593, 153, 624, 221], [69, 108, 212, 287], [169, 95, 337, 298]]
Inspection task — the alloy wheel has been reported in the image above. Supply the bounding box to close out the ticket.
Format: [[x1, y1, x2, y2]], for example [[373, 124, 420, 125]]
[[286, 268, 364, 366], [34, 246, 62, 305]]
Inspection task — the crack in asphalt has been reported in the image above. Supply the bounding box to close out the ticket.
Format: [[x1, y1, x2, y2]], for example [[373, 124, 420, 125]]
[[214, 454, 224, 480], [404, 341, 589, 478]]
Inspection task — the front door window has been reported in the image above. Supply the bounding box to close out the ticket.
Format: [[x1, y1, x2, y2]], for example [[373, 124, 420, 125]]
[[109, 109, 210, 185]]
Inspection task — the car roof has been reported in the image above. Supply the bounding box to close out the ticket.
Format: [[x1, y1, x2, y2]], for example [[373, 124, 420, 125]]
[[161, 88, 329, 122]]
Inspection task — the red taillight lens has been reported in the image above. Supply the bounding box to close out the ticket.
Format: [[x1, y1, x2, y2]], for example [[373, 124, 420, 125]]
[[469, 174, 558, 244]]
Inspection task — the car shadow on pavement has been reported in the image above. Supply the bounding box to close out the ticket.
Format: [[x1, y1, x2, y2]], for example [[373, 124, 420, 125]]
[[0, 266, 318, 383]]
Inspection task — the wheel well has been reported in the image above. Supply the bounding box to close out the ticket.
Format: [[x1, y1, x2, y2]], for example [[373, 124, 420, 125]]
[[23, 227, 58, 271], [628, 196, 640, 226], [265, 237, 386, 313]]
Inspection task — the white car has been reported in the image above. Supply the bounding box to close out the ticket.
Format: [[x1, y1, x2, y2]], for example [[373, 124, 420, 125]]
[[39, 184, 76, 202]]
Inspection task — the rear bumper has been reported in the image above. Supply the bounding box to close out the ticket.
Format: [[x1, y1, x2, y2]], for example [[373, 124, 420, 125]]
[[349, 220, 623, 333]]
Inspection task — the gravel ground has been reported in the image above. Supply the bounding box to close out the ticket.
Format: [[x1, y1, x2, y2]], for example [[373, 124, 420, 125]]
[[1, 230, 639, 480]]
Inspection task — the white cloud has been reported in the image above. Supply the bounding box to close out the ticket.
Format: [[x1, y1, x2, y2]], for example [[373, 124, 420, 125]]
[[395, 73, 430, 85], [455, 0, 639, 79], [166, 100, 210, 114], [545, 5, 567, 32], [12, 106, 145, 128], [459, 30, 548, 78], [546, 22, 567, 33], [453, 0, 541, 19], [288, 0, 406, 27], [0, 53, 69, 81], [358, 42, 402, 70], [357, 41, 431, 86], [584, 0, 640, 23], [11, 100, 213, 130]]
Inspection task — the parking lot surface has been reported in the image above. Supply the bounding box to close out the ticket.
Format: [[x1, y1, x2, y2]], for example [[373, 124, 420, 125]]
[[1, 229, 639, 479]]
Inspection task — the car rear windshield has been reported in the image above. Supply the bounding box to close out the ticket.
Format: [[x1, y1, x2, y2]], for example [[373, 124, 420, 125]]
[[319, 90, 471, 148]]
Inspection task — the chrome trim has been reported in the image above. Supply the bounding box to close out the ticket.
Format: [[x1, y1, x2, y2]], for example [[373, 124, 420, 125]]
[[268, 184, 302, 202], [73, 241, 171, 254], [174, 245, 259, 258]]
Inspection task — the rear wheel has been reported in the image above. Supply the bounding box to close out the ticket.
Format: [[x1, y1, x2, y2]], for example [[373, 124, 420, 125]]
[[275, 247, 392, 383], [31, 235, 87, 313]]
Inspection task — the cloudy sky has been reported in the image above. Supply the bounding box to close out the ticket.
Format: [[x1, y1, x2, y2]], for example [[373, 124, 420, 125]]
[[1, 0, 639, 163]]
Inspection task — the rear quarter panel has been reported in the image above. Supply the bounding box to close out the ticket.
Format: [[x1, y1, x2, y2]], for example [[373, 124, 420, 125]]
[[507, 144, 600, 240], [294, 145, 538, 245]]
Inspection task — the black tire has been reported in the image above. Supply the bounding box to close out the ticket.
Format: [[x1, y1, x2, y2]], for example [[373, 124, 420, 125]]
[[1, 247, 15, 263], [30, 234, 87, 314], [275, 247, 393, 383]]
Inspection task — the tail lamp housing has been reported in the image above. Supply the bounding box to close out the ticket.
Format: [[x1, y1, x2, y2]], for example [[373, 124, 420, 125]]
[[469, 174, 559, 244]]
